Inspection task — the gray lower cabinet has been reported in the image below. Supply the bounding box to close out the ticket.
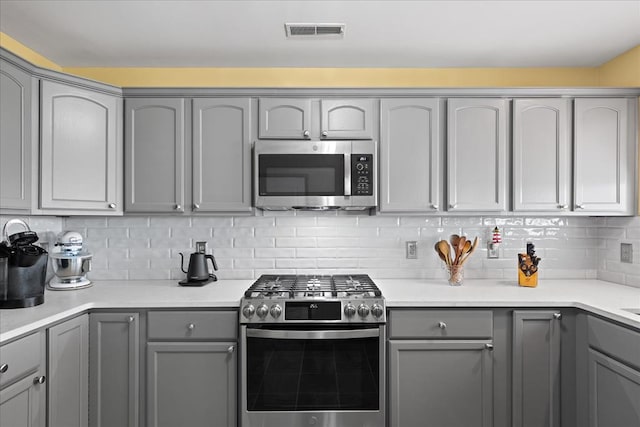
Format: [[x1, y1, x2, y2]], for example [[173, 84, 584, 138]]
[[0, 331, 46, 427], [585, 315, 640, 427], [192, 98, 252, 212], [89, 312, 140, 427], [48, 314, 89, 427], [379, 98, 442, 213], [0, 59, 34, 213], [146, 310, 237, 427], [389, 340, 493, 427], [388, 309, 494, 427], [125, 98, 185, 213], [512, 311, 562, 427], [40, 80, 123, 215], [447, 98, 509, 212], [146, 342, 236, 427], [574, 98, 636, 215], [512, 99, 571, 212]]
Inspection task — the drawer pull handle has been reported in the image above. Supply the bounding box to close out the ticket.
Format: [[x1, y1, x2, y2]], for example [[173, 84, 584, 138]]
[[187, 323, 195, 331], [33, 375, 46, 385], [553, 312, 562, 319], [227, 345, 235, 354], [0, 364, 7, 373], [127, 316, 135, 323], [438, 321, 447, 329], [485, 343, 494, 351]]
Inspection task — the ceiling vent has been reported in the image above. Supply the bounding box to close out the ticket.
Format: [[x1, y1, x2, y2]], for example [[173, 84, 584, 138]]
[[285, 23, 345, 39]]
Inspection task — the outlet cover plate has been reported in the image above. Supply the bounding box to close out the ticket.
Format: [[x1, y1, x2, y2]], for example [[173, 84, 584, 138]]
[[621, 243, 633, 263], [406, 241, 417, 259]]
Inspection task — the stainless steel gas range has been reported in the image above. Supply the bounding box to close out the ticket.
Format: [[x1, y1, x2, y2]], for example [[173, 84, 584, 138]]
[[239, 274, 386, 427]]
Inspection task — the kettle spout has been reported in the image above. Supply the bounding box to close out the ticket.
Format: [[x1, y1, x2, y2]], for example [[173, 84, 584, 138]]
[[178, 252, 188, 274]]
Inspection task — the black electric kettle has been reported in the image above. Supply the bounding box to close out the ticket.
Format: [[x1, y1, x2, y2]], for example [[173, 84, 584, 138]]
[[178, 241, 218, 286]]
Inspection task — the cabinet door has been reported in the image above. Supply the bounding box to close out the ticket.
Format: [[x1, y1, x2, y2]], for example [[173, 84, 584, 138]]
[[146, 342, 236, 427], [447, 98, 508, 211], [89, 313, 140, 427], [389, 340, 493, 427], [40, 80, 122, 214], [258, 98, 311, 139], [512, 311, 562, 427], [193, 98, 252, 212], [125, 98, 185, 213], [0, 59, 33, 212], [513, 99, 571, 212], [321, 99, 374, 139], [588, 349, 640, 427], [0, 372, 46, 427], [574, 98, 635, 214], [48, 314, 89, 427], [380, 99, 441, 212]]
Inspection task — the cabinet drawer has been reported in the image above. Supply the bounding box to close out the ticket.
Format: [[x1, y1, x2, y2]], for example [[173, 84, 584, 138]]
[[389, 310, 493, 339], [588, 316, 640, 369], [0, 332, 42, 389], [147, 311, 237, 340]]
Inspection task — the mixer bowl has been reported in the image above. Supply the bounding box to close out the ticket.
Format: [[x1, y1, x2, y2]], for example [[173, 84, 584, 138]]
[[50, 252, 92, 280]]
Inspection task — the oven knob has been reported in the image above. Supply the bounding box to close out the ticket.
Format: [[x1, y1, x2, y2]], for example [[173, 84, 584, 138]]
[[344, 303, 356, 318], [270, 304, 282, 319], [371, 304, 384, 318], [242, 304, 255, 319], [357, 303, 370, 317], [256, 304, 269, 319]]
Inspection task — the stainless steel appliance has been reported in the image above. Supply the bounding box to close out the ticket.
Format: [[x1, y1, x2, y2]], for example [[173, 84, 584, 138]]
[[239, 274, 385, 427], [0, 219, 48, 308], [49, 231, 92, 290], [254, 140, 377, 210]]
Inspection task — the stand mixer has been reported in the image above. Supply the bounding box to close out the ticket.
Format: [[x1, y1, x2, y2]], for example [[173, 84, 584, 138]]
[[49, 231, 93, 290]]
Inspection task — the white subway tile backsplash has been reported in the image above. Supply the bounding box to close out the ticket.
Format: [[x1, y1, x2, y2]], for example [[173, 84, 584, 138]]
[[275, 237, 317, 248], [234, 237, 275, 248], [276, 259, 317, 269], [107, 217, 149, 228], [255, 248, 295, 258]]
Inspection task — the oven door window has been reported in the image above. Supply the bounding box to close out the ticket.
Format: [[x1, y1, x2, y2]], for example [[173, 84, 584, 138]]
[[246, 331, 379, 411], [258, 154, 345, 196]]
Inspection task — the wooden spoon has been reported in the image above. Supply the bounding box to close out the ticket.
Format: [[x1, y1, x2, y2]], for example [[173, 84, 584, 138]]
[[434, 242, 447, 265], [455, 236, 467, 264], [459, 237, 479, 266], [437, 240, 452, 267]]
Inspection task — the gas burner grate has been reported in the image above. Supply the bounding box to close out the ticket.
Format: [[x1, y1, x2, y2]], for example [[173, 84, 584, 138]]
[[333, 274, 381, 297], [245, 274, 381, 299]]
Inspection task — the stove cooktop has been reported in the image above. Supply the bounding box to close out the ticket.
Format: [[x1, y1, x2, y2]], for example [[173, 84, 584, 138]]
[[243, 274, 381, 299]]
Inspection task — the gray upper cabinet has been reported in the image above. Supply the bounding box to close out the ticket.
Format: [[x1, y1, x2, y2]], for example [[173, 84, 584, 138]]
[[258, 98, 311, 139], [320, 99, 374, 139], [125, 98, 185, 213], [447, 98, 509, 212], [48, 314, 89, 427], [192, 98, 252, 212], [258, 98, 374, 139], [89, 312, 140, 427], [40, 80, 122, 215], [513, 99, 571, 212], [512, 311, 562, 427], [379, 98, 442, 213], [0, 59, 33, 213], [574, 98, 636, 215]]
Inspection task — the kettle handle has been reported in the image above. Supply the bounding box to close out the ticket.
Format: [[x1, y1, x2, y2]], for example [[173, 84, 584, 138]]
[[178, 252, 188, 274], [206, 254, 218, 271], [2, 219, 31, 244]]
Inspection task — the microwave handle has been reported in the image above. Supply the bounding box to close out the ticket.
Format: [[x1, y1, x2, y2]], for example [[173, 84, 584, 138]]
[[344, 153, 351, 196]]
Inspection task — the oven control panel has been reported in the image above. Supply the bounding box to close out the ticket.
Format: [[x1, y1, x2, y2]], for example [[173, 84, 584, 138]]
[[240, 299, 386, 324]]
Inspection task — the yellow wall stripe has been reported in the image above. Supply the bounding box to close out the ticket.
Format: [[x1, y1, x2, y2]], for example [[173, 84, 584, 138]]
[[0, 32, 63, 72]]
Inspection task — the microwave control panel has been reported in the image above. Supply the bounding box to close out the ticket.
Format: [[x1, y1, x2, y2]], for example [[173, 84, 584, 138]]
[[351, 154, 373, 196]]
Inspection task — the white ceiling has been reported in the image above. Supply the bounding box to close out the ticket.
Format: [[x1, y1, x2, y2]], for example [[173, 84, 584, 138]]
[[1, 0, 639, 68]]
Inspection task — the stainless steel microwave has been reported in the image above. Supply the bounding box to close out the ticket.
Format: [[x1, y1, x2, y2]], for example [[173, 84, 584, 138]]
[[254, 140, 377, 210]]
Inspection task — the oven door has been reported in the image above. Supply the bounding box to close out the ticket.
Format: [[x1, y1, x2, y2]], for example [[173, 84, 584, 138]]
[[253, 140, 376, 210], [240, 324, 385, 427]]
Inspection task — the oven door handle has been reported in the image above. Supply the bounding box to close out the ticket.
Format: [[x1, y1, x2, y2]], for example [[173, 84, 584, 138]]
[[246, 328, 379, 340]]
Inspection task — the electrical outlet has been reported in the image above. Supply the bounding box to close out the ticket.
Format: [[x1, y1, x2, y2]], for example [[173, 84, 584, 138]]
[[621, 243, 633, 263], [406, 241, 417, 259]]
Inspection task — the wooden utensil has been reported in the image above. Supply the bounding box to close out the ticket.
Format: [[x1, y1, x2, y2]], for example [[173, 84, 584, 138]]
[[455, 236, 467, 264], [459, 237, 479, 266], [437, 240, 452, 267], [434, 242, 448, 265]]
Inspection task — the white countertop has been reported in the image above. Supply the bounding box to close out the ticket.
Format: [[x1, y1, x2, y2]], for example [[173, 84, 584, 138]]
[[1, 278, 639, 343]]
